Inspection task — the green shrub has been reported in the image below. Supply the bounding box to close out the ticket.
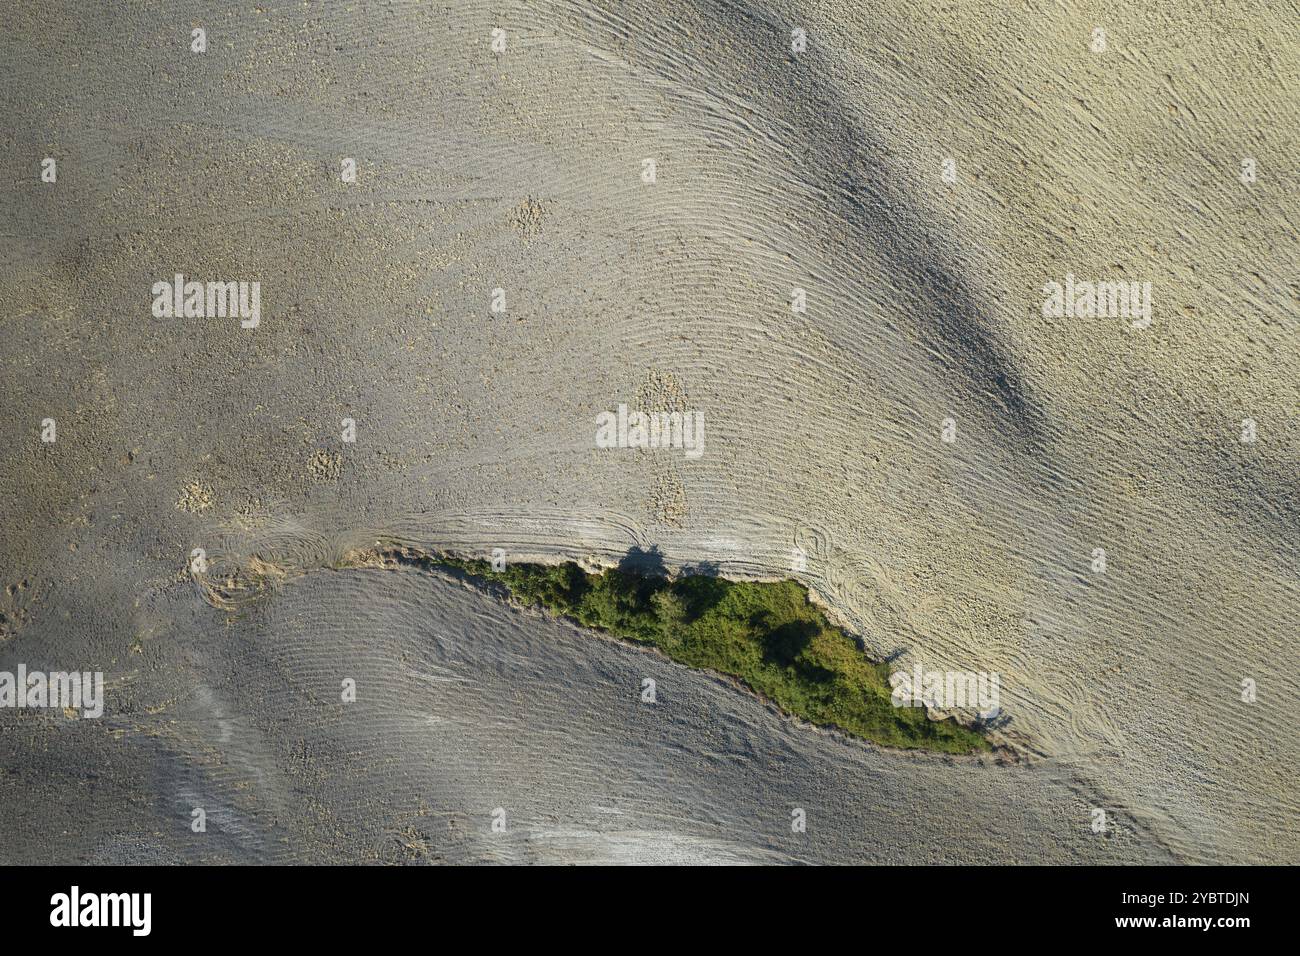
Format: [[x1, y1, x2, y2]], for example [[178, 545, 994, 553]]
[[442, 558, 989, 754]]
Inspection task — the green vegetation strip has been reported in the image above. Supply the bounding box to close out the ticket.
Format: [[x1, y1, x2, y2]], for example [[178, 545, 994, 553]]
[[437, 556, 988, 754]]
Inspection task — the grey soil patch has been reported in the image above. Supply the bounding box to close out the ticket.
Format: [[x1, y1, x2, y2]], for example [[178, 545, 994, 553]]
[[508, 197, 549, 241]]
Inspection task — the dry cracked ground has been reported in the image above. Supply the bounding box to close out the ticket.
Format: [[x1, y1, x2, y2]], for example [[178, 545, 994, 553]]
[[1, 1, 1296, 864]]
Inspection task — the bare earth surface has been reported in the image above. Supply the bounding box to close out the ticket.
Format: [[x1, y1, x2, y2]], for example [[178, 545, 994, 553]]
[[1, 1, 1296, 863]]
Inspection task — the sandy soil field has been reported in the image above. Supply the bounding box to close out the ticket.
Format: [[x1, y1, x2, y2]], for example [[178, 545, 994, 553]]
[[1, 0, 1296, 863]]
